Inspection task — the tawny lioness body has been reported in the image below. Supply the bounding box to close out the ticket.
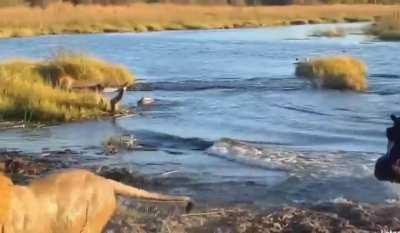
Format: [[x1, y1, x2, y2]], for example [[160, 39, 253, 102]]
[[57, 75, 76, 90], [56, 75, 104, 93], [0, 169, 192, 233]]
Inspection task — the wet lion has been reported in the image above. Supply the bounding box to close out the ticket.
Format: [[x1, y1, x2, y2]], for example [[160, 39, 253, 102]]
[[0, 169, 192, 233]]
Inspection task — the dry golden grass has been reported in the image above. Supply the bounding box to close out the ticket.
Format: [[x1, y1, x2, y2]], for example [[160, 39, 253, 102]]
[[0, 3, 398, 38], [295, 57, 367, 92], [0, 55, 135, 122], [40, 54, 135, 87]]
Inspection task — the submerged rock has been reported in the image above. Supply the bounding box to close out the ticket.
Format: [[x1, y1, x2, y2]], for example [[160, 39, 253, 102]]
[[104, 135, 140, 155], [106, 201, 400, 233]]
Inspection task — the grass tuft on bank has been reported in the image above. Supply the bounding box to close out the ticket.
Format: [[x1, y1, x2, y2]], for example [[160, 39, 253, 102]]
[[369, 14, 400, 41], [0, 55, 135, 123], [295, 57, 367, 92], [39, 54, 134, 87]]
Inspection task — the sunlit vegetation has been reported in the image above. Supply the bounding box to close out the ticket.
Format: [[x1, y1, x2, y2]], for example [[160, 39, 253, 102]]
[[369, 13, 400, 41], [310, 27, 346, 37], [0, 55, 135, 122], [295, 57, 367, 92], [0, 3, 397, 39], [40, 54, 134, 87]]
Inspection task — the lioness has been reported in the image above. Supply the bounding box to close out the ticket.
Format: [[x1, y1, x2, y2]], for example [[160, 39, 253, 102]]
[[55, 75, 104, 93], [0, 169, 192, 233], [57, 75, 76, 90]]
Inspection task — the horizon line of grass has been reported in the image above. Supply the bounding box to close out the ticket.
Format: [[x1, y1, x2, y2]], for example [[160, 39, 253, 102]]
[[0, 54, 135, 123], [0, 3, 398, 39]]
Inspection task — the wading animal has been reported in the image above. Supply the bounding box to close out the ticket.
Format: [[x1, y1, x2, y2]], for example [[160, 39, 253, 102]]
[[375, 114, 400, 182], [110, 84, 128, 113], [0, 169, 192, 233], [137, 97, 156, 107]]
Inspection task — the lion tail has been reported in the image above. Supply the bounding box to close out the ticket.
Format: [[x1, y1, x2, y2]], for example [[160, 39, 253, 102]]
[[108, 179, 193, 212]]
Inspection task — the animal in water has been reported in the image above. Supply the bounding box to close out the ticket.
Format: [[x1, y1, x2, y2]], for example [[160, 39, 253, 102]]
[[0, 169, 193, 233], [375, 114, 400, 182], [137, 97, 155, 107], [52, 75, 128, 114], [294, 57, 310, 65], [110, 84, 128, 113]]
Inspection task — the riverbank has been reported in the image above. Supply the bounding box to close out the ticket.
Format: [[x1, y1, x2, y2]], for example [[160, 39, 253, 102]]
[[0, 54, 135, 123], [1, 149, 398, 232], [0, 3, 398, 39]]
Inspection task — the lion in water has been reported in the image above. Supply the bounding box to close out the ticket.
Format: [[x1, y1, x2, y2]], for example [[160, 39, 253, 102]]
[[0, 169, 192, 233]]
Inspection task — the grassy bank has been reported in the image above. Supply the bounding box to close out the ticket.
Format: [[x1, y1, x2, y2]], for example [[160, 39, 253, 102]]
[[0, 55, 135, 122], [369, 13, 400, 41], [0, 3, 398, 38], [295, 57, 367, 92]]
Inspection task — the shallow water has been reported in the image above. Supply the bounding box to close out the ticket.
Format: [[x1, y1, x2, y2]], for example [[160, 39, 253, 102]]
[[1, 23, 400, 207]]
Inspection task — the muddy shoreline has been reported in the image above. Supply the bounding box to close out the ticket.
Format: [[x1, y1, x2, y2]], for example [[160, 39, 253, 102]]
[[1, 149, 400, 232]]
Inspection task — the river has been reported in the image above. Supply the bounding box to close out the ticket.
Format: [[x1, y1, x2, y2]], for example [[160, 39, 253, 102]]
[[1, 22, 400, 207]]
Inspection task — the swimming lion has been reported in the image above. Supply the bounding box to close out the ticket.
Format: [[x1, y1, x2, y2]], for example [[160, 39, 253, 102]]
[[0, 169, 192, 233]]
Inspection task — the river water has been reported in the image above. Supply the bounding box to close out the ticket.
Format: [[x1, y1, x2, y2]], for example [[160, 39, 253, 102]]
[[1, 23, 400, 207]]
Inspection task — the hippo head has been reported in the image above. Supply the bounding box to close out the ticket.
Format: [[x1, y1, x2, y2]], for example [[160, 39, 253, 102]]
[[375, 114, 400, 182], [387, 114, 400, 144]]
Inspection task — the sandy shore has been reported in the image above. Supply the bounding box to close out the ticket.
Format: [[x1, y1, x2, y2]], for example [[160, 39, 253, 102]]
[[1, 149, 399, 232]]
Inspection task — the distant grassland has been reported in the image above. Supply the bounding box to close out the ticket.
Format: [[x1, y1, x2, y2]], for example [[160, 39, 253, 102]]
[[0, 3, 398, 38]]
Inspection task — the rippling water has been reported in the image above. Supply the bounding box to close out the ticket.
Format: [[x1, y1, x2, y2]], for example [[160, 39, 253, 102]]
[[1, 23, 400, 207]]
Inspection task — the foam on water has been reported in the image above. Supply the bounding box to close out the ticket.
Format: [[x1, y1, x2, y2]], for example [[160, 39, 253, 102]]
[[207, 138, 376, 179]]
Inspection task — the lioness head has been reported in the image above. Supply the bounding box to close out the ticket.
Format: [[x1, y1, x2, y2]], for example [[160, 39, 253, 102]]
[[0, 173, 12, 223]]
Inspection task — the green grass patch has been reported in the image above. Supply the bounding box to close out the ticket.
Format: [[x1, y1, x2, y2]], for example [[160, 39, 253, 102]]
[[295, 56, 367, 92], [164, 24, 186, 30], [0, 55, 135, 123], [369, 14, 400, 41], [343, 17, 372, 23], [379, 30, 400, 41], [146, 24, 164, 32], [290, 19, 308, 25], [182, 24, 210, 30]]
